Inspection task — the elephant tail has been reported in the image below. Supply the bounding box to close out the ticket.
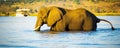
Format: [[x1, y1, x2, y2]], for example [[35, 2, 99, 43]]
[[100, 19, 115, 30]]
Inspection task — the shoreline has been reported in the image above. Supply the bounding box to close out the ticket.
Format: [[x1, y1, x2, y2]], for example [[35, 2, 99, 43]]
[[0, 13, 120, 16]]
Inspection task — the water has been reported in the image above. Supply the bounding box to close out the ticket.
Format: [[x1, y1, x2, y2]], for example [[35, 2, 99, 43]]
[[0, 16, 120, 48]]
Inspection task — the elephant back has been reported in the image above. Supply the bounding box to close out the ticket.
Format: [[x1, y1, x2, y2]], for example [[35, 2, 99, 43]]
[[85, 10, 100, 23]]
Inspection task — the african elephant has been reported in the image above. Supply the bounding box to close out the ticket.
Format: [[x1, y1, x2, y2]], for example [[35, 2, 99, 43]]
[[34, 6, 115, 31]]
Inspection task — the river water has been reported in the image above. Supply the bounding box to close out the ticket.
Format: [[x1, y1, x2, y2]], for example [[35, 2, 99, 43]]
[[0, 16, 120, 48]]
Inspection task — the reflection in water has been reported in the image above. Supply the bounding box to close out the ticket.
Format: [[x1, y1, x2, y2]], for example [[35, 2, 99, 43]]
[[0, 16, 120, 48]]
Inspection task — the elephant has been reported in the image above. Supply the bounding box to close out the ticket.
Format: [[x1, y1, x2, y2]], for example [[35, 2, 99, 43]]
[[34, 6, 115, 31]]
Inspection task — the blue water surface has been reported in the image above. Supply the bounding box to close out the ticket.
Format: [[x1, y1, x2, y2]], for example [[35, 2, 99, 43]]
[[0, 16, 120, 48]]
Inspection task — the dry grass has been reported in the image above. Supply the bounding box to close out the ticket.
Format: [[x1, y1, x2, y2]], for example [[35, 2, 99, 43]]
[[0, 1, 120, 16]]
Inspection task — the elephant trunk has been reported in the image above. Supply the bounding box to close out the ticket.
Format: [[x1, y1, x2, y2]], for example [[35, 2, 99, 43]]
[[100, 19, 115, 30]]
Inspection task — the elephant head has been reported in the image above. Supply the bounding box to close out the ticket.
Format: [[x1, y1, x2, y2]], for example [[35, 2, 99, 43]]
[[34, 6, 66, 31]]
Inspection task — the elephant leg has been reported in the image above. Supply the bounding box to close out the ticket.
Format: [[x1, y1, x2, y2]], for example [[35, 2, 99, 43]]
[[51, 20, 66, 31], [82, 17, 93, 31], [50, 26, 55, 31], [56, 20, 66, 31], [91, 22, 97, 31]]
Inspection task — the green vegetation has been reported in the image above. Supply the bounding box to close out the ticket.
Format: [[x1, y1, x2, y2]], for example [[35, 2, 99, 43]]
[[0, 0, 120, 16]]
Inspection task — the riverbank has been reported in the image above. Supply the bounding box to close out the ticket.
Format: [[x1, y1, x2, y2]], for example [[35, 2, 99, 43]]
[[0, 13, 120, 16], [94, 13, 120, 16], [0, 0, 120, 16]]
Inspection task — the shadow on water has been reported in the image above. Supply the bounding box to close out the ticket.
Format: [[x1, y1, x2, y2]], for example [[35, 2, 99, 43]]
[[33, 28, 120, 39], [34, 29, 97, 34], [97, 28, 120, 32], [35, 28, 120, 32], [35, 30, 63, 34]]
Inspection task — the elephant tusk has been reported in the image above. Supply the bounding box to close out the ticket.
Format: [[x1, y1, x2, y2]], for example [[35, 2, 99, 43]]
[[34, 26, 40, 31]]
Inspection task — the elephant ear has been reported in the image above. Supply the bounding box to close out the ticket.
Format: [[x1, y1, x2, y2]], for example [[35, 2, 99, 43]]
[[47, 7, 62, 26]]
